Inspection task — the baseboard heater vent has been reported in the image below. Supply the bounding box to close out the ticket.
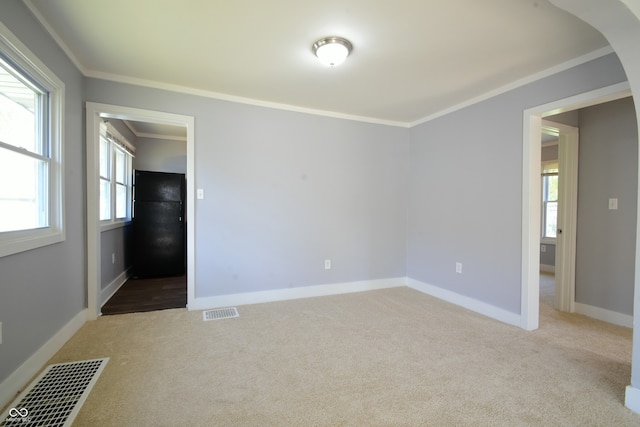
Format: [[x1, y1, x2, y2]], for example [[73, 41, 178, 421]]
[[203, 307, 239, 321], [0, 357, 109, 427]]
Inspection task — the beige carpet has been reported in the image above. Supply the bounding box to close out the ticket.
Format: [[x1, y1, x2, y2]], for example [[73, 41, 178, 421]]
[[37, 286, 638, 426]]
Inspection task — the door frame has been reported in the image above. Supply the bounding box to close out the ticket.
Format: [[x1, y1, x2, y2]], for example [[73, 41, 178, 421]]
[[520, 81, 631, 330], [541, 120, 579, 313], [86, 102, 195, 320]]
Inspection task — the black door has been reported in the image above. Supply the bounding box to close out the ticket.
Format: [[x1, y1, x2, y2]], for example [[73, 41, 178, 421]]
[[133, 171, 186, 278]]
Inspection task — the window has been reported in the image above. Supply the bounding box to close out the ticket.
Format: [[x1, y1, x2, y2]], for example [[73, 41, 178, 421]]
[[99, 121, 134, 225], [542, 161, 558, 240], [0, 22, 64, 257]]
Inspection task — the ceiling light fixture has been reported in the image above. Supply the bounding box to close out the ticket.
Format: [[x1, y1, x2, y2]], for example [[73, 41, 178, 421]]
[[312, 36, 352, 67]]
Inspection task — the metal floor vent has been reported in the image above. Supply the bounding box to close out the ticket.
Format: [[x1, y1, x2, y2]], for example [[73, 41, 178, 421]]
[[203, 307, 239, 321], [0, 358, 109, 427]]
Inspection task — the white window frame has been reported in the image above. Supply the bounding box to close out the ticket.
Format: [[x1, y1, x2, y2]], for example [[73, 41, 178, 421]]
[[100, 121, 134, 231], [0, 22, 64, 258], [541, 160, 558, 244]]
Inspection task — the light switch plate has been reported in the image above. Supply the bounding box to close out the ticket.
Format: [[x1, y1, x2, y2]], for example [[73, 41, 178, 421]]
[[609, 198, 618, 210], [197, 189, 204, 200]]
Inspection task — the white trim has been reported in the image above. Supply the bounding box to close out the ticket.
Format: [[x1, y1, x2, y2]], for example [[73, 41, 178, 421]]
[[548, 121, 579, 313], [626, 386, 640, 414], [22, 0, 87, 74], [100, 267, 132, 309], [86, 69, 410, 128], [521, 112, 542, 330], [86, 102, 195, 320], [188, 278, 406, 311], [0, 309, 87, 410], [406, 278, 521, 327], [540, 264, 556, 273], [132, 132, 187, 142], [409, 46, 615, 127], [574, 302, 633, 328], [0, 20, 66, 258], [521, 81, 632, 331], [21, 1, 615, 129], [82, 47, 614, 129], [99, 220, 132, 232]]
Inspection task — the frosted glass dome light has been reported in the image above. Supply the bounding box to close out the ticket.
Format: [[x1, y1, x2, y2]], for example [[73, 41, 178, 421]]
[[313, 37, 352, 67]]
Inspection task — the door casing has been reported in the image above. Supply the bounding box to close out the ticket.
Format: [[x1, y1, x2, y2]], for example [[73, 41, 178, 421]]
[[521, 81, 631, 330], [86, 102, 195, 319]]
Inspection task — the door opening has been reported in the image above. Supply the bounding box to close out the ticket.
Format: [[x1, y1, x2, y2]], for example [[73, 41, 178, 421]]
[[540, 120, 579, 314], [86, 103, 195, 320], [521, 81, 631, 330]]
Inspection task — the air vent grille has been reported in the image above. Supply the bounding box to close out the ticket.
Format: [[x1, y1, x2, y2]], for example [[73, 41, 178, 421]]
[[0, 358, 109, 427], [203, 307, 239, 321]]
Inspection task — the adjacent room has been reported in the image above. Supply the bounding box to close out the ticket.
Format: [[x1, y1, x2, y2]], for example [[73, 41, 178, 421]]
[[1, 0, 640, 425]]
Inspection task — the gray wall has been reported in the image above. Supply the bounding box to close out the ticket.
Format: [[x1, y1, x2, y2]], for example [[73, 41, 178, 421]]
[[407, 53, 629, 315], [540, 244, 556, 267], [108, 118, 136, 143], [0, 0, 636, 394], [133, 137, 187, 174], [575, 97, 638, 315], [84, 80, 410, 297], [100, 225, 133, 290], [542, 144, 559, 163], [0, 1, 85, 384], [100, 118, 136, 291]]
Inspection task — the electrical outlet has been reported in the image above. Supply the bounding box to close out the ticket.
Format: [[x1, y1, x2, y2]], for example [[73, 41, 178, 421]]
[[111, 253, 116, 264], [324, 259, 331, 270], [456, 262, 462, 274], [541, 244, 546, 252], [609, 198, 618, 210]]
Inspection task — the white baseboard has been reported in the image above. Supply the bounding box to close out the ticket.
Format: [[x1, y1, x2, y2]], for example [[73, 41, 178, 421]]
[[539, 264, 555, 273], [574, 302, 633, 328], [100, 268, 132, 309], [406, 278, 521, 327], [626, 385, 640, 415], [0, 309, 88, 409], [188, 277, 406, 311]]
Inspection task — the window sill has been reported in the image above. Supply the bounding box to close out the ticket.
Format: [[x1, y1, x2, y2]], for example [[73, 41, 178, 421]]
[[541, 237, 556, 245], [100, 220, 132, 232], [0, 227, 65, 258]]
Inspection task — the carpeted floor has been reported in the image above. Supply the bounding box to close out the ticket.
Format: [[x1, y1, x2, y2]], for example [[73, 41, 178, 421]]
[[41, 285, 638, 426]]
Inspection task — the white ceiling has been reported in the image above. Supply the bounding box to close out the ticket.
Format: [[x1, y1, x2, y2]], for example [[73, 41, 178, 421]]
[[26, 0, 609, 126]]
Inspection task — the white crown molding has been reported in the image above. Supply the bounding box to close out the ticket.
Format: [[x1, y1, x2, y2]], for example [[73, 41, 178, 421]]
[[84, 68, 410, 128], [23, 0, 88, 75], [23, 1, 615, 129], [135, 132, 187, 142], [122, 120, 187, 142], [408, 46, 616, 128]]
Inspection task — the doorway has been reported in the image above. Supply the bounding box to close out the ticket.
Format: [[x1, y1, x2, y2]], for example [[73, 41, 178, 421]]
[[521, 81, 632, 330], [86, 103, 195, 320], [540, 119, 579, 314]]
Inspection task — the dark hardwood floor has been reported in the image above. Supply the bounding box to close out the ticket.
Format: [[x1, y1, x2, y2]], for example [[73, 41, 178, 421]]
[[101, 275, 187, 315]]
